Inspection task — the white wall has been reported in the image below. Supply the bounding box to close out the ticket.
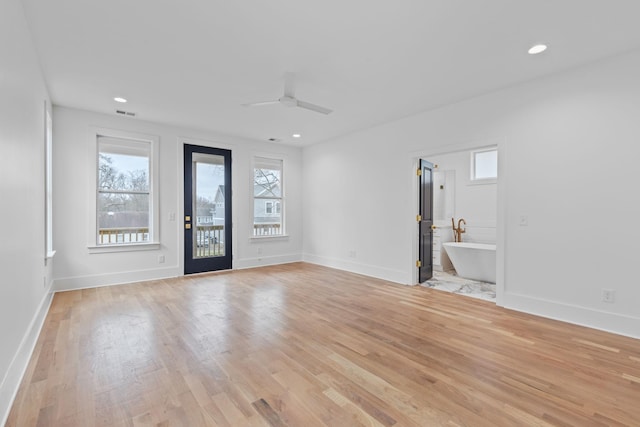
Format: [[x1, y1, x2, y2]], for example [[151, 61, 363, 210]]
[[53, 107, 303, 290], [303, 49, 640, 338], [0, 0, 54, 422], [429, 150, 497, 243]]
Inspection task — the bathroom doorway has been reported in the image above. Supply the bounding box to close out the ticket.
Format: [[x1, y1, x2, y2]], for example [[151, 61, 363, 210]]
[[414, 145, 500, 303], [418, 159, 434, 282]]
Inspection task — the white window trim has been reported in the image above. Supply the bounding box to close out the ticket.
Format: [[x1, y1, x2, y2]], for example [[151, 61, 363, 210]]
[[251, 154, 286, 239], [87, 127, 160, 252], [469, 146, 498, 185], [88, 242, 160, 253], [249, 234, 290, 241]]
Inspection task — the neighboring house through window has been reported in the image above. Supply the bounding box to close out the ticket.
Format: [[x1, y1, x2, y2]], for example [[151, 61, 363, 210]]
[[253, 157, 283, 236], [265, 200, 281, 215]]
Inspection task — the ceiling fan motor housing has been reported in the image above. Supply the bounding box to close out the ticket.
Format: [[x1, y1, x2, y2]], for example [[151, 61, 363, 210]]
[[279, 96, 297, 107]]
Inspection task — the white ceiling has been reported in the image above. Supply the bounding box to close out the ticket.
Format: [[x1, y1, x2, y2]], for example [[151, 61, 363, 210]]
[[21, 0, 640, 146]]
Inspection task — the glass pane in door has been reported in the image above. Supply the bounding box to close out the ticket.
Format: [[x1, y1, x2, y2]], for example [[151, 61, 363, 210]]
[[193, 153, 225, 259]]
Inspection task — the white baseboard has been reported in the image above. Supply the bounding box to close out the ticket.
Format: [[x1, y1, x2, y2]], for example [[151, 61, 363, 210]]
[[54, 256, 306, 292], [234, 253, 302, 270], [503, 292, 640, 339], [54, 266, 182, 292], [302, 253, 411, 285], [0, 288, 54, 427]]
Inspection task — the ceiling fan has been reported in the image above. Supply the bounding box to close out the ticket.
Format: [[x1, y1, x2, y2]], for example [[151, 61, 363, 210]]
[[242, 73, 333, 115]]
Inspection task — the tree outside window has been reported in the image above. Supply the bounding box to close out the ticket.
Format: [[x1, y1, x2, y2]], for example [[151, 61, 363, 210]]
[[253, 157, 283, 236], [97, 137, 152, 244]]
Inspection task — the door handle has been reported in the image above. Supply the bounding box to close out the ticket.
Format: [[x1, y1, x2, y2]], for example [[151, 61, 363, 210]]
[[431, 225, 437, 230], [185, 224, 191, 229]]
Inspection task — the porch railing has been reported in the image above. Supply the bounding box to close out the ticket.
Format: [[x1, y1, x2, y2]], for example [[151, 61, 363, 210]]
[[98, 227, 149, 244], [98, 224, 282, 247], [253, 223, 281, 236], [194, 225, 225, 257]]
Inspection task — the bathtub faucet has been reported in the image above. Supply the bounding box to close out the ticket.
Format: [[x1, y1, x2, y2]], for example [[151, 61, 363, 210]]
[[451, 217, 466, 242]]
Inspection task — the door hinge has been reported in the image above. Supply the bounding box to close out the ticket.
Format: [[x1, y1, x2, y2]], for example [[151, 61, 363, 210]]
[[416, 214, 422, 222], [416, 260, 422, 268], [417, 168, 422, 176]]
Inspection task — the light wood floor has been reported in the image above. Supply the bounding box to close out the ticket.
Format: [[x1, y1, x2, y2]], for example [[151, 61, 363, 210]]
[[7, 263, 640, 426]]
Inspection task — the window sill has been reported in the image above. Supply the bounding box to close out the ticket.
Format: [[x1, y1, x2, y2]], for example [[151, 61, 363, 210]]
[[250, 234, 290, 241], [88, 242, 160, 254], [468, 178, 497, 186]]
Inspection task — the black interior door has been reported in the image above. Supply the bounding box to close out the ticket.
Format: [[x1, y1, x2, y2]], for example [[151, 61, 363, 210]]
[[419, 159, 434, 282], [184, 144, 232, 274]]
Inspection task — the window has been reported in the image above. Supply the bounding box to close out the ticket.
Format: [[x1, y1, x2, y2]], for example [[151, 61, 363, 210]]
[[92, 132, 158, 248], [44, 106, 55, 259], [264, 201, 281, 215], [470, 147, 498, 182], [253, 157, 283, 236]]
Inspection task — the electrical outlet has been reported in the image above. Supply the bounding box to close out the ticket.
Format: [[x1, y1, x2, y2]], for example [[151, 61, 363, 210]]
[[348, 250, 356, 258], [602, 289, 615, 303], [168, 212, 176, 221], [519, 215, 528, 226], [257, 247, 262, 255], [158, 255, 165, 264], [43, 276, 47, 288]]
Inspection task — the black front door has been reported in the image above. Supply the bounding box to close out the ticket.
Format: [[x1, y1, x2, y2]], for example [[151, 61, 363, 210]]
[[184, 144, 232, 274], [418, 159, 434, 282]]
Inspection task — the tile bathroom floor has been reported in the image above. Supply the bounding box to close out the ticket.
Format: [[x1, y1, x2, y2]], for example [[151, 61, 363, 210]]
[[422, 270, 496, 302]]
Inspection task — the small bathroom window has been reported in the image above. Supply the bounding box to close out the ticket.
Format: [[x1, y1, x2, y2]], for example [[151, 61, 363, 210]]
[[470, 148, 497, 183]]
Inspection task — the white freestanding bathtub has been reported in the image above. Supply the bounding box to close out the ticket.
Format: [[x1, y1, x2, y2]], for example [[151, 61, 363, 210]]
[[442, 242, 496, 283]]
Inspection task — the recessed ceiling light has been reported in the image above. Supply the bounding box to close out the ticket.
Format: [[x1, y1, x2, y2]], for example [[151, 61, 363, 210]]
[[528, 44, 547, 55], [292, 133, 301, 138], [114, 97, 128, 103]]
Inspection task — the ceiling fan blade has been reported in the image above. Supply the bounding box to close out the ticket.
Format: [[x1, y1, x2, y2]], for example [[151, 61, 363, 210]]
[[296, 100, 333, 115], [242, 100, 280, 107], [283, 72, 296, 98]]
